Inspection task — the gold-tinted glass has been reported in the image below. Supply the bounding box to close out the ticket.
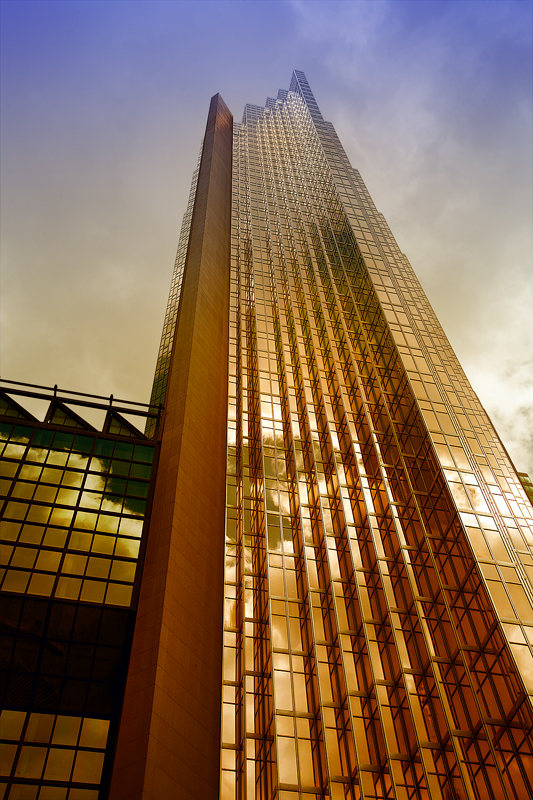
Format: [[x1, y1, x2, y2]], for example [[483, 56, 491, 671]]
[[219, 73, 533, 800], [0, 425, 154, 607], [0, 710, 109, 797]]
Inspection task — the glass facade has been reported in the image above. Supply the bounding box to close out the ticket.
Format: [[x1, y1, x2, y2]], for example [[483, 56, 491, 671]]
[[218, 73, 533, 799], [145, 145, 202, 438], [0, 386, 158, 800]]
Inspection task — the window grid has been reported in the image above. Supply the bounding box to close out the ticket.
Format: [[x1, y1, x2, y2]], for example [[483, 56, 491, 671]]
[[1, 423, 154, 608], [220, 76, 533, 800]]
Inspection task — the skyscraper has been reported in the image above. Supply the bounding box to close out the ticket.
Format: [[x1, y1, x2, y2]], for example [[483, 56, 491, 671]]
[[1, 72, 533, 800]]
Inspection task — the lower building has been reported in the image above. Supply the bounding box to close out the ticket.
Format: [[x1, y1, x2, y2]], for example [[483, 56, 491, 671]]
[[0, 385, 159, 799], [2, 72, 533, 800]]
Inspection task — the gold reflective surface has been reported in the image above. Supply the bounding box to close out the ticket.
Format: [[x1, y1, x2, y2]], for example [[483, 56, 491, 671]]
[[0, 429, 154, 607], [220, 72, 533, 800], [0, 710, 109, 797]]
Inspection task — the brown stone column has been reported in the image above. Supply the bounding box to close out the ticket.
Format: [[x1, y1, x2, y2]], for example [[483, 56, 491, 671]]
[[109, 93, 233, 800]]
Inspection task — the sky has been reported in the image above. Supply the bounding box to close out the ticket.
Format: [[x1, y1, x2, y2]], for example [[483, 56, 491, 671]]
[[1, 0, 532, 474]]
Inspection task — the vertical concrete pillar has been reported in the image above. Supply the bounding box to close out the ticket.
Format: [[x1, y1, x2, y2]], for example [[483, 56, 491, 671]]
[[109, 94, 233, 800]]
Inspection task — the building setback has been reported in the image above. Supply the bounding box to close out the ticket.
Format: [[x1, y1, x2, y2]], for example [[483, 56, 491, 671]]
[[1, 72, 533, 800]]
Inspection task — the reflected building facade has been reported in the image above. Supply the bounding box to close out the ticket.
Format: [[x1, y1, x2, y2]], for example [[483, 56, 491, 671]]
[[0, 389, 158, 799], [2, 72, 533, 800]]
